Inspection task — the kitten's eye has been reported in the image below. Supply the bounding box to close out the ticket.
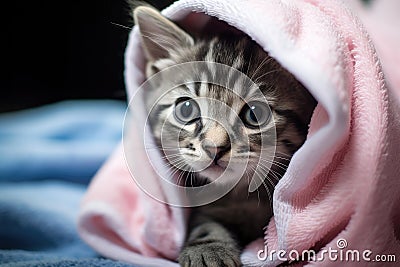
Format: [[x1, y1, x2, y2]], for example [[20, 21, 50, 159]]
[[241, 101, 271, 128], [174, 98, 201, 124]]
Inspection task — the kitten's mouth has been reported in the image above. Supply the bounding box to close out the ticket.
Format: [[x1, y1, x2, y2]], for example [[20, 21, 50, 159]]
[[205, 156, 228, 168], [198, 161, 228, 179], [182, 163, 227, 186]]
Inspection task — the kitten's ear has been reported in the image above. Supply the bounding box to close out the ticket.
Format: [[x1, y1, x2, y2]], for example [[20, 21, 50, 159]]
[[134, 6, 194, 61]]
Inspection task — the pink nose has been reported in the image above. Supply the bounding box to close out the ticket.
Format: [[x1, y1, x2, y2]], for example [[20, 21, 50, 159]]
[[201, 139, 231, 161]]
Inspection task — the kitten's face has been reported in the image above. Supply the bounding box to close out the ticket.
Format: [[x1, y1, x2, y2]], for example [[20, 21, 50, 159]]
[[134, 7, 316, 185], [148, 79, 275, 182]]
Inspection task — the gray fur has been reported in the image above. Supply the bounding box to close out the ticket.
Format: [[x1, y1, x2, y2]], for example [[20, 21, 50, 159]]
[[134, 6, 317, 267]]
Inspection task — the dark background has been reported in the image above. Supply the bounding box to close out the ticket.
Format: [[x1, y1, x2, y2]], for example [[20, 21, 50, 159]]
[[3, 0, 173, 113], [3, 0, 371, 113]]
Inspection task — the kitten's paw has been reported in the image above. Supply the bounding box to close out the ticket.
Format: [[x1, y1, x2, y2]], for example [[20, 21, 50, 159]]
[[178, 242, 241, 267]]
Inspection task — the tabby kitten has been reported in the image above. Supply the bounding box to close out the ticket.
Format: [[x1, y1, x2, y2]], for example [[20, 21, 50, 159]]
[[133, 6, 316, 267]]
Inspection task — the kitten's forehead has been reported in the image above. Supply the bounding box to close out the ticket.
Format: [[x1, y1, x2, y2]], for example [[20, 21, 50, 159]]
[[201, 84, 245, 119], [171, 35, 278, 102]]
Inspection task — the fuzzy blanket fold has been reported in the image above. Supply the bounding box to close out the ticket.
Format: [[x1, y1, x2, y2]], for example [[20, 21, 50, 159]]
[[0, 100, 131, 267], [78, 0, 400, 266]]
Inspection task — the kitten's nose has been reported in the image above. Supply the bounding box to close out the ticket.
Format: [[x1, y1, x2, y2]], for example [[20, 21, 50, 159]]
[[201, 139, 231, 162]]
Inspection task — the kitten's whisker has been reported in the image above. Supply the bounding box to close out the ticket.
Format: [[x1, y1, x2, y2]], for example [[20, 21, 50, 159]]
[[144, 146, 179, 150], [256, 163, 281, 185], [274, 151, 295, 158], [270, 159, 289, 169], [166, 159, 187, 167], [257, 158, 289, 171], [181, 169, 195, 186], [268, 170, 282, 183], [250, 56, 273, 81], [170, 164, 190, 182], [176, 170, 186, 186], [161, 155, 182, 163], [245, 51, 254, 80], [160, 158, 188, 173], [244, 169, 252, 197], [261, 162, 288, 174], [259, 149, 292, 157], [161, 163, 180, 175], [163, 162, 183, 174], [254, 168, 274, 187], [267, 169, 283, 184], [253, 69, 280, 84], [255, 154, 291, 163], [189, 171, 195, 188], [110, 22, 132, 30], [248, 164, 273, 205], [257, 157, 290, 163], [160, 153, 184, 160], [272, 156, 291, 162], [178, 169, 190, 185]]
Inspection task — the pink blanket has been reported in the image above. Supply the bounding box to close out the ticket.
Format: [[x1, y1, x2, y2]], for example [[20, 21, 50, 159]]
[[78, 0, 400, 266]]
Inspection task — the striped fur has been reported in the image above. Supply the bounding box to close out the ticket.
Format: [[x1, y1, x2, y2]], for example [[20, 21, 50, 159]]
[[134, 6, 317, 267], [145, 34, 317, 178]]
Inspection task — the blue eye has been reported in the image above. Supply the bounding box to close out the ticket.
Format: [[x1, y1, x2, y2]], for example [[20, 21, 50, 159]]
[[174, 98, 201, 124], [242, 101, 271, 128]]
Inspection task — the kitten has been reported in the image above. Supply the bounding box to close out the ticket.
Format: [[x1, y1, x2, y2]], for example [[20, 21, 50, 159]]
[[133, 6, 316, 267]]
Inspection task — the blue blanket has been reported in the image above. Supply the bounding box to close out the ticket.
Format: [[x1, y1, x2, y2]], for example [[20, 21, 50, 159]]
[[0, 100, 135, 266]]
